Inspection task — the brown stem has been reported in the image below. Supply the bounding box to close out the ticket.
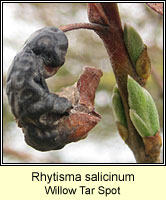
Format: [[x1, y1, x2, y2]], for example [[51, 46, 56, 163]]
[[3, 146, 62, 163], [3, 146, 32, 160], [146, 3, 163, 16], [59, 22, 109, 33], [88, 3, 161, 163]]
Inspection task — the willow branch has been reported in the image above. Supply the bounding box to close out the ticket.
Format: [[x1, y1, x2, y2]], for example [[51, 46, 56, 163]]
[[3, 146, 32, 160], [146, 3, 163, 16], [88, 3, 161, 163], [59, 22, 109, 32]]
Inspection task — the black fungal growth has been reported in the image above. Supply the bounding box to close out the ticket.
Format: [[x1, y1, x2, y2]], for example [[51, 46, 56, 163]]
[[6, 27, 72, 151]]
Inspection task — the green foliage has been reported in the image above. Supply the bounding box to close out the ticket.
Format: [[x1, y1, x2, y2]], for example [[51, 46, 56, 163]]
[[124, 24, 151, 82], [127, 76, 160, 137], [112, 85, 127, 128], [124, 24, 144, 66]]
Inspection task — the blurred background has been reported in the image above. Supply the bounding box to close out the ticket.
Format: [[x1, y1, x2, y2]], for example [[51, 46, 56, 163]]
[[3, 3, 163, 163]]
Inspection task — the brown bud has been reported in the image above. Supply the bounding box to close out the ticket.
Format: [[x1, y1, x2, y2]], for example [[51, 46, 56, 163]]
[[143, 132, 162, 157]]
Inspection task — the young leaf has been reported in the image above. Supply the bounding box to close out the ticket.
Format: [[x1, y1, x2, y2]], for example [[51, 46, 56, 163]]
[[112, 85, 127, 128], [124, 24, 151, 82], [124, 24, 144, 66], [127, 76, 160, 137]]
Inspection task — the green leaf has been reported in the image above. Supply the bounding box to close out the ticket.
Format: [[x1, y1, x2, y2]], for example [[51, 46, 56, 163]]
[[127, 76, 160, 137], [112, 85, 127, 128], [124, 24, 144, 66], [130, 109, 152, 137]]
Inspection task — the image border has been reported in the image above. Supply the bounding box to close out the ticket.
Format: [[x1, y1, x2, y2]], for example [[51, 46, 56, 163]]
[[1, 1, 165, 166]]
